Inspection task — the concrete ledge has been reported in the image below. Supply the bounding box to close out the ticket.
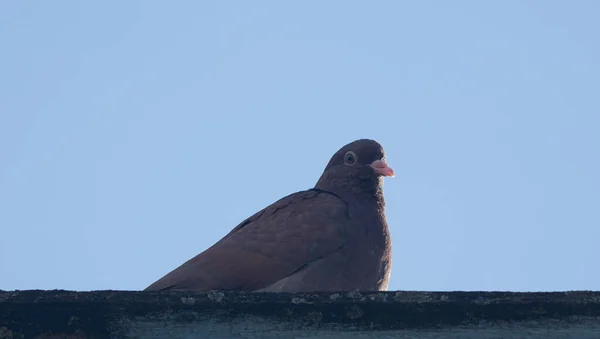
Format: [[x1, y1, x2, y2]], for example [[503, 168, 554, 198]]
[[1, 290, 600, 338]]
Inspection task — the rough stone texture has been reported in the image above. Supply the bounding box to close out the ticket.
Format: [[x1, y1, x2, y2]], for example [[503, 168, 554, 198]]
[[1, 290, 600, 338]]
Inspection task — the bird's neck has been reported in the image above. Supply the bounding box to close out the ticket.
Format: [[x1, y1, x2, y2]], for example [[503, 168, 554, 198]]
[[314, 175, 386, 209]]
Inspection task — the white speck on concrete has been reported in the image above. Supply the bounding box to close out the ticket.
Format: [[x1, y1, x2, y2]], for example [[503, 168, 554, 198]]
[[181, 297, 196, 305], [208, 291, 225, 302], [346, 291, 362, 299], [291, 297, 309, 304]]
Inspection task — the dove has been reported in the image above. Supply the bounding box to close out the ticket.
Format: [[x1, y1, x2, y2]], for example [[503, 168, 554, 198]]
[[144, 139, 394, 292]]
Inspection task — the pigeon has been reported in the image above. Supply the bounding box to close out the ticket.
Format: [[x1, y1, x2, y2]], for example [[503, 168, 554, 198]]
[[144, 139, 394, 292]]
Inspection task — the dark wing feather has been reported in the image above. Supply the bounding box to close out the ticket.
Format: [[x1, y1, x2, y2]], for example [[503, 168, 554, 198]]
[[144, 189, 352, 291]]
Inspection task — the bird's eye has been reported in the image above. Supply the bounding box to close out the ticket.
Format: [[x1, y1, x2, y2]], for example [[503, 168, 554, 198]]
[[344, 151, 357, 165]]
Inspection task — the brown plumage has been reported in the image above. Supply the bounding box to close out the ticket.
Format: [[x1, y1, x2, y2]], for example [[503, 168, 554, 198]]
[[144, 139, 394, 292]]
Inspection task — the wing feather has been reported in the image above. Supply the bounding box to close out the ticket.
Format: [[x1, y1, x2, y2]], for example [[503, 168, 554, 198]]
[[144, 189, 352, 291]]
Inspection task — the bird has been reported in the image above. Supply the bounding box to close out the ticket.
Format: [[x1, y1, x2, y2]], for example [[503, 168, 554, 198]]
[[144, 139, 394, 292]]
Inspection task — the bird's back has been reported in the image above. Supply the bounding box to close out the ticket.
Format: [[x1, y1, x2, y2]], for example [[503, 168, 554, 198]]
[[144, 189, 355, 291]]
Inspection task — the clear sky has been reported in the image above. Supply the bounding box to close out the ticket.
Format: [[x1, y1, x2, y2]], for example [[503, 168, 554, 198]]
[[1, 1, 598, 292]]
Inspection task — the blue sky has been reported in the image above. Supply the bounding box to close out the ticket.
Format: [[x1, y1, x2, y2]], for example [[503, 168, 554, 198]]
[[1, 1, 598, 292]]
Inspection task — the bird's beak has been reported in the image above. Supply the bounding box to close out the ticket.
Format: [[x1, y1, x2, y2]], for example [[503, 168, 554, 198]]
[[370, 159, 395, 178]]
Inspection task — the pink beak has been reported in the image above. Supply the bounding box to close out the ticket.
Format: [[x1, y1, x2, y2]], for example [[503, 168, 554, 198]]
[[370, 159, 395, 177]]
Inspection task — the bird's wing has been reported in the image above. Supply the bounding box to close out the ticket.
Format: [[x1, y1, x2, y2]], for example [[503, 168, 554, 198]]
[[144, 189, 354, 291]]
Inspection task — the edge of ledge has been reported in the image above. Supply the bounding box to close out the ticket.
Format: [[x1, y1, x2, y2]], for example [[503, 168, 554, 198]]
[[1, 290, 600, 338]]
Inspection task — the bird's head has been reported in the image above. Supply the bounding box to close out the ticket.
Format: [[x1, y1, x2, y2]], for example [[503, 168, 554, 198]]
[[315, 139, 394, 198]]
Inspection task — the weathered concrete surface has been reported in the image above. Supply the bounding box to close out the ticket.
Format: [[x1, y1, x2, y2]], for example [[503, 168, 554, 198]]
[[1, 290, 600, 338]]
